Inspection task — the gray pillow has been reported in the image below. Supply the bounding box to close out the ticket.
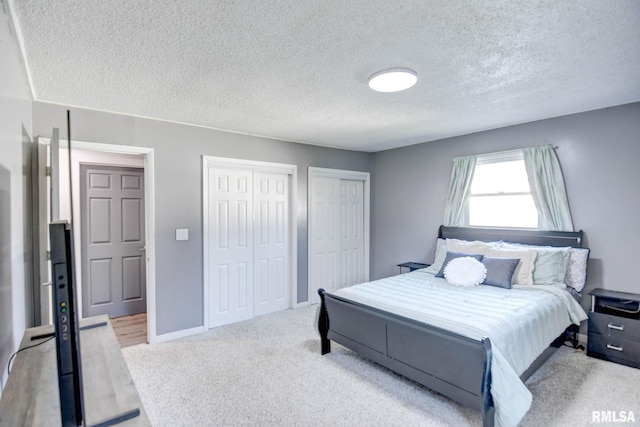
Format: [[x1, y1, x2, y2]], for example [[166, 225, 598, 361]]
[[481, 257, 520, 289], [436, 251, 484, 278]]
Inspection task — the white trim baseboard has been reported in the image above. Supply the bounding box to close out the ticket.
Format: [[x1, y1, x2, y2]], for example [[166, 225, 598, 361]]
[[294, 301, 311, 309], [153, 325, 205, 343], [578, 332, 588, 346]]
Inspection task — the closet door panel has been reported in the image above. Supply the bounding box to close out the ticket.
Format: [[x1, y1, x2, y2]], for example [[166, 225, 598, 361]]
[[340, 180, 365, 287], [309, 177, 341, 297], [254, 172, 290, 316], [208, 167, 254, 327]]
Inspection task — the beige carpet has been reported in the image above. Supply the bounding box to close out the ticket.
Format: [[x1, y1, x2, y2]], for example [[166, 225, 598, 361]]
[[122, 305, 640, 426]]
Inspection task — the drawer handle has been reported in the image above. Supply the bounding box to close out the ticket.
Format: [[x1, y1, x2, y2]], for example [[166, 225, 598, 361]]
[[606, 344, 624, 352], [607, 323, 624, 331]]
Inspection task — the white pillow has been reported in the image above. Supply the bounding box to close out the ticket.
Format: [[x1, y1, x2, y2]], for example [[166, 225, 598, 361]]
[[485, 247, 537, 286], [565, 248, 590, 292], [444, 257, 487, 287], [427, 238, 448, 273], [447, 239, 497, 256]]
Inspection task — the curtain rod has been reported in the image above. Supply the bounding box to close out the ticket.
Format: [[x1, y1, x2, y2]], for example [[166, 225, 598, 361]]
[[454, 144, 559, 161], [484, 144, 559, 157]]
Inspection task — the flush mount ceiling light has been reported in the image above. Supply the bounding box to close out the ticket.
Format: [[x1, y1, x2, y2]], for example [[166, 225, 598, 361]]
[[368, 68, 418, 92]]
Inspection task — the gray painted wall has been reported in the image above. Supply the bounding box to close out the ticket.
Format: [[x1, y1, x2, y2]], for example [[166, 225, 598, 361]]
[[32, 102, 640, 336], [32, 103, 373, 335], [370, 102, 640, 314], [0, 4, 34, 391]]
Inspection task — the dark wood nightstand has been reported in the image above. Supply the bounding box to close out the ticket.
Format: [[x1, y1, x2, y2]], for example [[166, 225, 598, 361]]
[[587, 288, 640, 369], [397, 262, 429, 273]]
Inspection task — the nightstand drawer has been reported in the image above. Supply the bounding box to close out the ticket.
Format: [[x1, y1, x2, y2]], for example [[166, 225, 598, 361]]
[[587, 333, 640, 368], [589, 311, 640, 341]]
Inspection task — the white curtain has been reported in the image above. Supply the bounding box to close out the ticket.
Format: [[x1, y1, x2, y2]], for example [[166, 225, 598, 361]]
[[523, 145, 574, 231], [443, 155, 476, 226]]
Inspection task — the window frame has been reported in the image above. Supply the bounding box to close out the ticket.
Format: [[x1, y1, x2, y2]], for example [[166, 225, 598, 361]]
[[466, 150, 540, 229]]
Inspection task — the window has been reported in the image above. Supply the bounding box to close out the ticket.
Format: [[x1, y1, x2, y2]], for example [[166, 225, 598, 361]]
[[445, 145, 572, 231], [468, 152, 539, 228]]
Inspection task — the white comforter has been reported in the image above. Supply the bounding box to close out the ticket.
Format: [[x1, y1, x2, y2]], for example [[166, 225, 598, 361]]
[[332, 269, 588, 427]]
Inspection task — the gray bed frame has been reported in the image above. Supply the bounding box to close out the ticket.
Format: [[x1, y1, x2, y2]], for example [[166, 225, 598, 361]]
[[317, 225, 585, 427]]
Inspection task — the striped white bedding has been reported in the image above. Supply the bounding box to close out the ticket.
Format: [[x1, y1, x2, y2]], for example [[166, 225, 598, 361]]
[[332, 269, 588, 427]]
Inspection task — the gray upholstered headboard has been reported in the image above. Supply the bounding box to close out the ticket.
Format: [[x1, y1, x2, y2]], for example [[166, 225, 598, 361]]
[[438, 226, 584, 248]]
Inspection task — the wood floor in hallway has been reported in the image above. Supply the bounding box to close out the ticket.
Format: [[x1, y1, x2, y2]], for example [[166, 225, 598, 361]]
[[111, 313, 147, 348]]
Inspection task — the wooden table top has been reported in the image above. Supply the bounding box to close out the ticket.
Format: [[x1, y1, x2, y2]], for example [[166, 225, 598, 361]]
[[0, 315, 150, 427]]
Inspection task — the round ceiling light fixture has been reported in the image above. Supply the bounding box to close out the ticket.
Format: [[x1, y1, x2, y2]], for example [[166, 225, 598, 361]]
[[368, 68, 418, 92]]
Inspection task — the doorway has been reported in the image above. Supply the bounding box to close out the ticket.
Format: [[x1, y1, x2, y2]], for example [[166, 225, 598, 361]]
[[36, 137, 156, 342], [80, 165, 146, 318]]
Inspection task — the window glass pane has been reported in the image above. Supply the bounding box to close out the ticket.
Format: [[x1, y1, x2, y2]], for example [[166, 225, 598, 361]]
[[468, 195, 538, 228], [471, 160, 530, 194]]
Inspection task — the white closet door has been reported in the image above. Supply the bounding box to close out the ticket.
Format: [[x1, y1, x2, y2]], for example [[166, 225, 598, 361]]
[[308, 168, 369, 305], [208, 167, 254, 327], [340, 180, 364, 287], [309, 177, 341, 295], [253, 172, 290, 316]]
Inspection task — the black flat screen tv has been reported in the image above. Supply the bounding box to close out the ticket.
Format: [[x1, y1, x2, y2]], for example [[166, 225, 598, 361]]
[[49, 221, 85, 426]]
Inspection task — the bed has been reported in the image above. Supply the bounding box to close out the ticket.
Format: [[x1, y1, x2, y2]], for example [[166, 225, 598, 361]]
[[317, 226, 589, 427]]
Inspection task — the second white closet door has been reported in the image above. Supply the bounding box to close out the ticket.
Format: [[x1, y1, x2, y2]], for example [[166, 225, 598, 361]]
[[309, 177, 364, 300], [208, 167, 290, 328], [339, 179, 364, 287]]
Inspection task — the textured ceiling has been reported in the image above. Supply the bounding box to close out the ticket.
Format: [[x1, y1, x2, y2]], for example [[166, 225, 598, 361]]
[[9, 0, 640, 152]]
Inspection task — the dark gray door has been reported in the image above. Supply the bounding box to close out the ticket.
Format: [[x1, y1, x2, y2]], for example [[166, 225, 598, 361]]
[[81, 165, 146, 318]]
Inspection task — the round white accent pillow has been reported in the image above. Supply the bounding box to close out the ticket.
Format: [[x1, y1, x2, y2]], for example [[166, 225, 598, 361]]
[[444, 256, 487, 287]]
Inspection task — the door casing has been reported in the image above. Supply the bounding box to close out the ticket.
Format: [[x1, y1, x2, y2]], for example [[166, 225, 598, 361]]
[[37, 138, 157, 342]]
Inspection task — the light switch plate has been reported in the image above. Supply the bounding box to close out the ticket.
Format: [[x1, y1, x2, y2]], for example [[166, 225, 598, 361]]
[[176, 228, 189, 241]]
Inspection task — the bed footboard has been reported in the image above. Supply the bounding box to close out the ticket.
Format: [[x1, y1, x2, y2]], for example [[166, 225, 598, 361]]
[[317, 289, 331, 355], [318, 288, 494, 426]]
